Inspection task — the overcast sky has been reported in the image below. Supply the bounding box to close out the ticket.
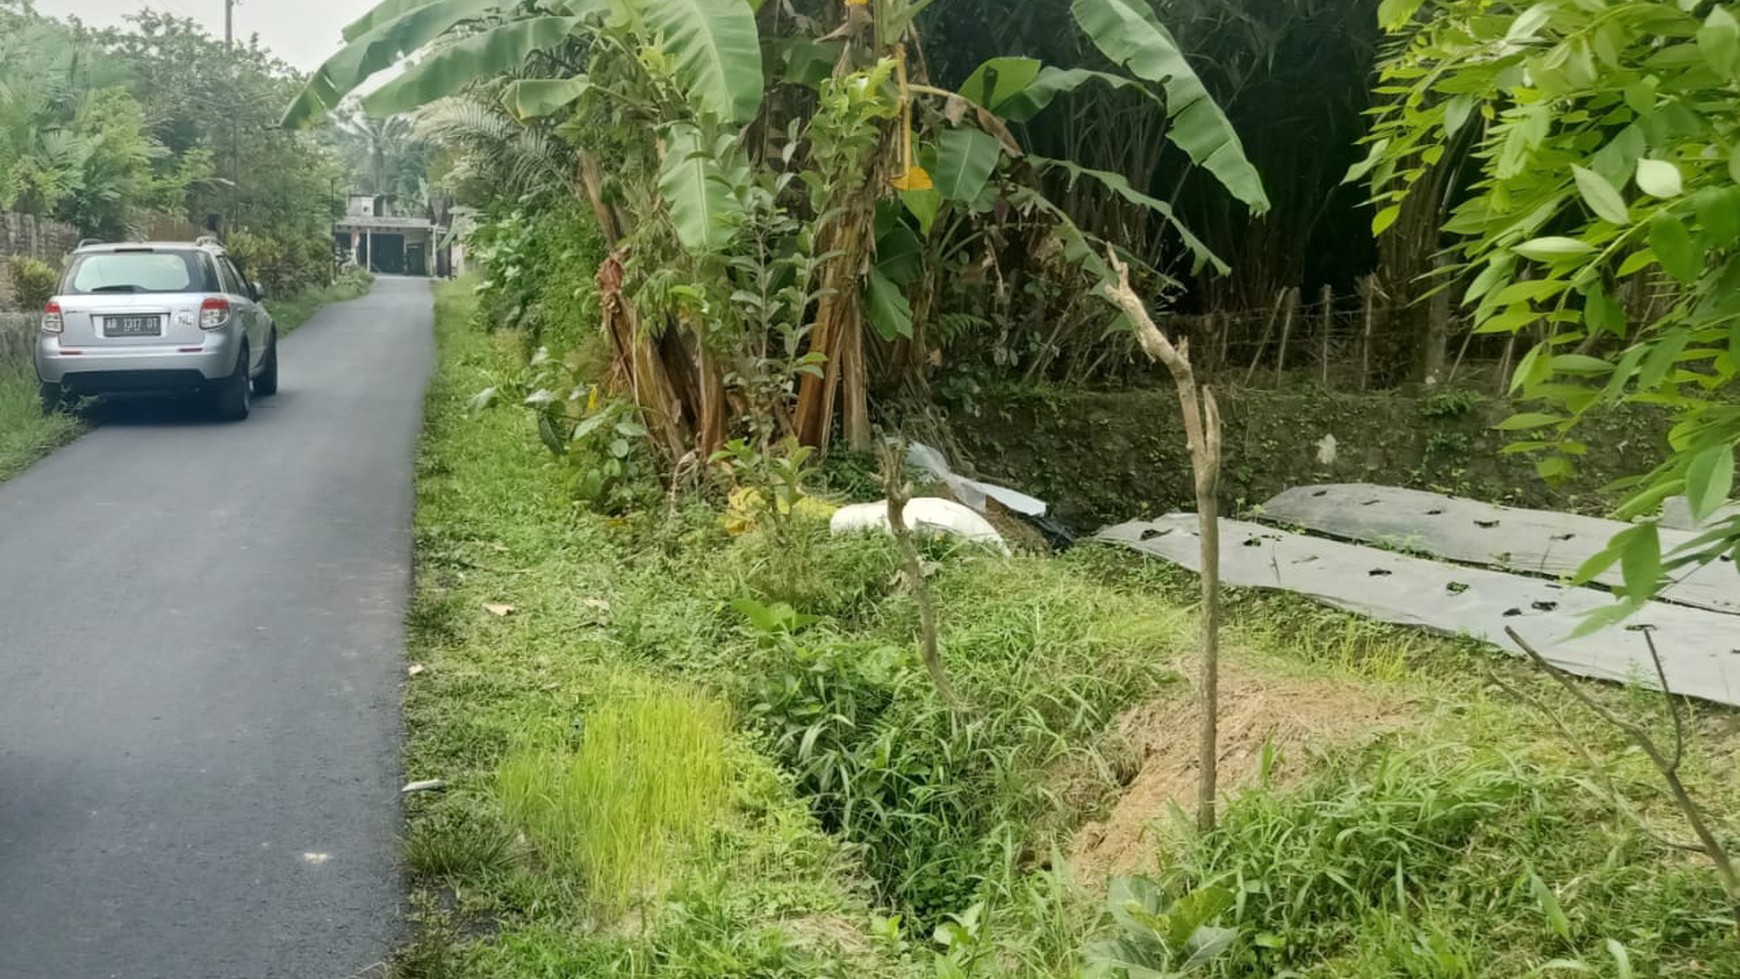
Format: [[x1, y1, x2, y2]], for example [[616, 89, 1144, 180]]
[[34, 0, 371, 71]]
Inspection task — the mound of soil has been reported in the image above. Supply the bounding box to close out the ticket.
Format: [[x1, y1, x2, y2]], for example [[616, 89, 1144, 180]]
[[1069, 663, 1406, 884]]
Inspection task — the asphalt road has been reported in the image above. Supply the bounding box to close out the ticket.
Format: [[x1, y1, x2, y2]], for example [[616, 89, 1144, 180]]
[[0, 277, 431, 978]]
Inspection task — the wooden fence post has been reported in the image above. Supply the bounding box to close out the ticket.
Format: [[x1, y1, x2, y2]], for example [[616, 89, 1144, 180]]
[[1359, 276, 1376, 392], [1273, 286, 1301, 387], [1318, 283, 1334, 389]]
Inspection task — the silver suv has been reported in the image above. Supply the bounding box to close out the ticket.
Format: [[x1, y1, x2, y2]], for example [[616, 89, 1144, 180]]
[[35, 238, 279, 420]]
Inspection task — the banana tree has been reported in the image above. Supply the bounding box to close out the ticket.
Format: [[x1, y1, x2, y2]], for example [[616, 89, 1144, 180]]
[[286, 0, 1266, 456]]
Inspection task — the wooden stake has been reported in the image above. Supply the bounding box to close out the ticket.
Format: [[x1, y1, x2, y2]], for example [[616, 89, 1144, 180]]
[[1496, 333, 1516, 396], [1274, 290, 1297, 386], [1359, 275, 1376, 392], [1318, 283, 1333, 389], [1243, 288, 1285, 385], [1099, 247, 1224, 832]]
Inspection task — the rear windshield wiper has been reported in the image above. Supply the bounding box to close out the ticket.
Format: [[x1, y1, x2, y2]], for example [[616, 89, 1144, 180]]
[[89, 285, 145, 293]]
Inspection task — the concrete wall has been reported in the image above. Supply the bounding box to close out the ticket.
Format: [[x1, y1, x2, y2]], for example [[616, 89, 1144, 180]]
[[1, 311, 36, 368], [0, 211, 80, 311]]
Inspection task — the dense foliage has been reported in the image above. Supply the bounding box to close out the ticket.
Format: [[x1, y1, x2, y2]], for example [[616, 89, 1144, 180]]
[[0, 2, 340, 282], [1362, 0, 1740, 611]]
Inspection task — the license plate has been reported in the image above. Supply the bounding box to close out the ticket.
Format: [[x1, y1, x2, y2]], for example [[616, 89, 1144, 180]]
[[105, 315, 162, 337]]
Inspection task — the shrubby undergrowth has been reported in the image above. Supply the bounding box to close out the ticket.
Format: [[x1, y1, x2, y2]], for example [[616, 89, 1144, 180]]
[[394, 278, 1740, 979]]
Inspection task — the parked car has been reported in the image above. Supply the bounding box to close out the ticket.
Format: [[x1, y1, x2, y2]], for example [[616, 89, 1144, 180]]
[[35, 237, 279, 420]]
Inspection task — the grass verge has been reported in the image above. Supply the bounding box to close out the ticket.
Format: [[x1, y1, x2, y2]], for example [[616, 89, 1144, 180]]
[[400, 275, 1740, 978], [0, 360, 80, 484]]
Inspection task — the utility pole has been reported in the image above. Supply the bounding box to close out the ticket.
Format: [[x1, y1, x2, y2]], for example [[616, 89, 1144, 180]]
[[225, 0, 238, 241]]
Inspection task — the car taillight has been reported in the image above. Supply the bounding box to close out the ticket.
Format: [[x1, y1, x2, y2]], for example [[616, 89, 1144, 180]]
[[41, 301, 63, 335], [200, 296, 230, 330]]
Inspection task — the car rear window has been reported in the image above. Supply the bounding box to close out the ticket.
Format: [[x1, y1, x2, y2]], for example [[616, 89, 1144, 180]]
[[61, 251, 212, 295]]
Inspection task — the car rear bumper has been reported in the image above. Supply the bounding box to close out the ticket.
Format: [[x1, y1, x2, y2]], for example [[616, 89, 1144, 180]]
[[35, 335, 239, 389]]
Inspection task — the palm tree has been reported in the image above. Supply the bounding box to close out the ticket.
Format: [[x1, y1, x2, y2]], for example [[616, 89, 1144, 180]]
[[334, 112, 418, 200]]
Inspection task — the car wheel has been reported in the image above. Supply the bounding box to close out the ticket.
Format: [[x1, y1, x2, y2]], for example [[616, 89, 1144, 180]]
[[253, 332, 279, 396], [38, 382, 68, 416], [213, 344, 251, 421]]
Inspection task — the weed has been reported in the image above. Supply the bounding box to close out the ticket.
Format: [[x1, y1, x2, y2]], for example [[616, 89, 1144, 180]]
[[0, 360, 80, 484], [497, 681, 732, 915]]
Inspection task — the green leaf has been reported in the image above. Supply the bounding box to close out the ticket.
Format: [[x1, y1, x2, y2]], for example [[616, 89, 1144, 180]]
[[1572, 164, 1629, 225], [1638, 330, 1690, 390], [1649, 213, 1700, 283], [283, 0, 520, 127], [960, 57, 1044, 112], [933, 126, 1002, 203], [1620, 521, 1661, 600], [1585, 283, 1626, 335], [1031, 156, 1226, 274], [900, 188, 940, 235], [1372, 204, 1402, 235], [1529, 871, 1573, 943], [1547, 353, 1611, 373], [1635, 158, 1683, 198], [1343, 138, 1390, 185], [1513, 236, 1595, 260], [657, 122, 744, 253], [1699, 5, 1740, 76], [1685, 443, 1735, 522], [1694, 186, 1740, 248], [1071, 0, 1270, 213], [873, 214, 924, 285], [993, 66, 1150, 122], [637, 0, 764, 123], [1494, 412, 1565, 431], [1607, 940, 1634, 979], [1443, 96, 1475, 137], [503, 76, 591, 119], [361, 16, 584, 116], [864, 268, 914, 340], [1377, 0, 1427, 29]]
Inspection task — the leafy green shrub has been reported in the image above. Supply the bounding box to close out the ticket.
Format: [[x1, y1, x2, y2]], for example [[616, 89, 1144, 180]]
[[469, 199, 606, 346], [9, 257, 59, 309], [741, 559, 1182, 923], [227, 229, 333, 299]]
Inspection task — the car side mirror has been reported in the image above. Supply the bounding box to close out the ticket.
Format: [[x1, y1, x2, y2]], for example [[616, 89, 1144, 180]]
[[250, 281, 265, 301]]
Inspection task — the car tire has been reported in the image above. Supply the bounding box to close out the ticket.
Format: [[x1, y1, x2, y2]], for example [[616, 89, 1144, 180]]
[[213, 344, 251, 422], [253, 332, 279, 396], [38, 382, 68, 416]]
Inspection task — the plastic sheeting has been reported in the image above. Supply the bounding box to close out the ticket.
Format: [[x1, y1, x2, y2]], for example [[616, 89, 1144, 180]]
[[1260, 483, 1740, 615], [1098, 515, 1740, 708], [831, 497, 1010, 554]]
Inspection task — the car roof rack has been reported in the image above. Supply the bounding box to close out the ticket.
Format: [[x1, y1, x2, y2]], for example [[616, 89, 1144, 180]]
[[77, 237, 105, 248]]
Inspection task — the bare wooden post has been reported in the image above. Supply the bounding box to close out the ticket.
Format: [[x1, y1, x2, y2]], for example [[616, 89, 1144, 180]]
[[1099, 248, 1224, 832], [1318, 284, 1334, 389], [1243, 288, 1285, 385], [881, 440, 960, 709], [1359, 275, 1377, 392], [1273, 291, 1298, 386], [1215, 311, 1229, 376]]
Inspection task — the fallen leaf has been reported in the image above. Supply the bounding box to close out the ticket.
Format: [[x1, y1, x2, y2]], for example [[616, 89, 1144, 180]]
[[401, 779, 446, 794], [484, 603, 516, 617], [407, 663, 427, 677]]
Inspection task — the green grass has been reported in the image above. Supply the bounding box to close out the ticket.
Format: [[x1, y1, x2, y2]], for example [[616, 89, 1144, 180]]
[[498, 681, 732, 915], [265, 269, 373, 335], [397, 276, 1740, 978], [0, 360, 80, 483]]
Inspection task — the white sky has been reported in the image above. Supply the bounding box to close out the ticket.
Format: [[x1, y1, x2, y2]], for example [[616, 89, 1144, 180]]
[[34, 0, 376, 71]]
